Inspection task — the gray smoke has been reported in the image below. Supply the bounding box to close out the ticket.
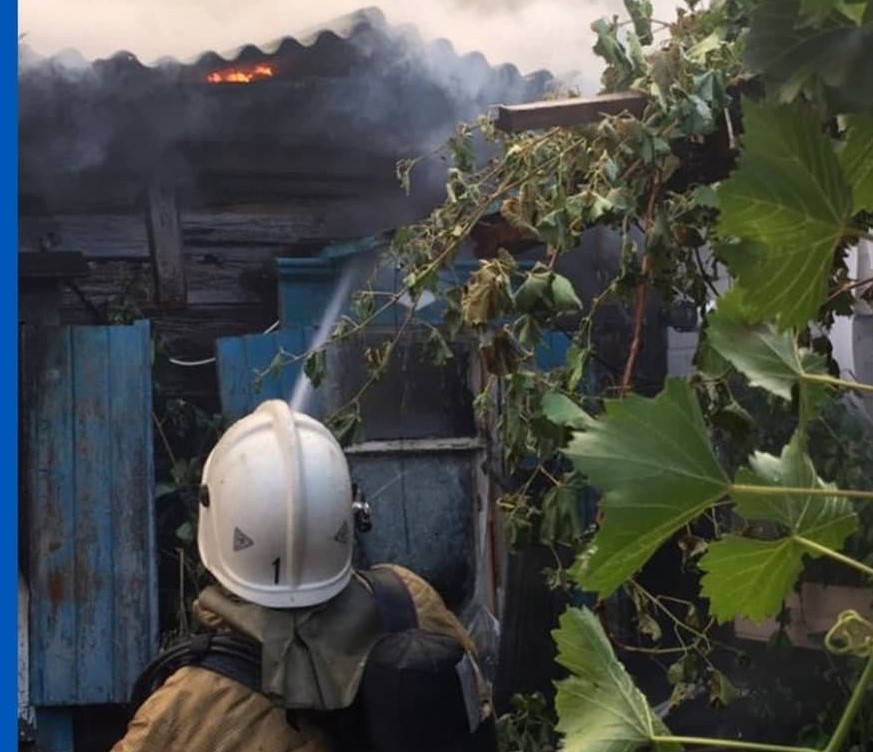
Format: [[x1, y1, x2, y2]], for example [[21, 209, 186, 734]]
[[18, 0, 685, 217], [19, 0, 684, 92]]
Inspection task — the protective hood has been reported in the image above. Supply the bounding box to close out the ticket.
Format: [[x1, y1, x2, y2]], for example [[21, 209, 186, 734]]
[[194, 573, 384, 711]]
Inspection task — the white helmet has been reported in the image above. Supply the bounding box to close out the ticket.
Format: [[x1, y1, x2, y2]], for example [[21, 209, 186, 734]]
[[197, 400, 354, 609]]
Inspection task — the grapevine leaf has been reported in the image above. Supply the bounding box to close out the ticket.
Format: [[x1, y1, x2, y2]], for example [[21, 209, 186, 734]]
[[711, 400, 755, 444], [733, 433, 858, 550], [694, 336, 732, 380], [700, 434, 857, 621], [799, 0, 839, 17], [624, 0, 654, 45], [551, 273, 584, 312], [745, 0, 873, 114], [304, 349, 327, 388], [709, 670, 739, 707], [425, 328, 454, 366], [707, 302, 801, 400], [155, 482, 177, 499], [699, 537, 804, 622], [839, 114, 873, 212], [515, 270, 582, 314], [553, 608, 680, 752], [563, 378, 729, 597], [514, 272, 550, 313], [717, 101, 854, 328], [707, 297, 829, 417], [541, 392, 591, 430]]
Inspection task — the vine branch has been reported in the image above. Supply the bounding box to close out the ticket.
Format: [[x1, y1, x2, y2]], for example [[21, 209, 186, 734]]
[[824, 654, 873, 752], [795, 536, 873, 579], [619, 169, 662, 396], [650, 735, 817, 752], [728, 484, 873, 501]]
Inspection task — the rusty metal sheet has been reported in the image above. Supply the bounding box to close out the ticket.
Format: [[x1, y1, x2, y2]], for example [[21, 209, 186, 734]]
[[349, 451, 480, 613], [24, 320, 157, 706]]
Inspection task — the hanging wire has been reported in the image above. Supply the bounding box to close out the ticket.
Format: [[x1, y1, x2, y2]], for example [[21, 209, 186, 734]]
[[166, 320, 280, 367]]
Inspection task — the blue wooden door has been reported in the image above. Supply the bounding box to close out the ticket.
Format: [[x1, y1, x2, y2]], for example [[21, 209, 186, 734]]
[[21, 320, 158, 711]]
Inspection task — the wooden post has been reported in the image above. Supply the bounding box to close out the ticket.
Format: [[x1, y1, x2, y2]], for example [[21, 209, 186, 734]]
[[494, 91, 648, 133], [145, 179, 187, 309]]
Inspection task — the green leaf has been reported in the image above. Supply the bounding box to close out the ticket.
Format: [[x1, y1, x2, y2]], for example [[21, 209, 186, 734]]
[[514, 272, 550, 313], [694, 336, 732, 380], [711, 400, 755, 444], [699, 536, 804, 622], [799, 0, 840, 18], [540, 483, 586, 546], [514, 269, 583, 315], [624, 0, 654, 45], [708, 670, 739, 707], [592, 17, 644, 91], [327, 406, 362, 447], [717, 101, 854, 328], [551, 273, 584, 312], [839, 115, 873, 212], [700, 434, 857, 621], [304, 349, 327, 388], [690, 184, 719, 210], [745, 0, 873, 114], [541, 392, 590, 430], [155, 482, 178, 499], [707, 297, 829, 415], [425, 328, 454, 366], [733, 433, 858, 550], [515, 314, 542, 350], [563, 378, 729, 597], [553, 608, 680, 752]]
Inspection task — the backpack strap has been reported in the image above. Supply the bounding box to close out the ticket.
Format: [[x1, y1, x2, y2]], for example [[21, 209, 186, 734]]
[[357, 568, 418, 633], [129, 631, 261, 715]]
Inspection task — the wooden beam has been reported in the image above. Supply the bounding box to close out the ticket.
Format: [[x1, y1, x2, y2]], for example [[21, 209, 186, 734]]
[[19, 251, 89, 280], [494, 91, 649, 133], [145, 179, 187, 309]]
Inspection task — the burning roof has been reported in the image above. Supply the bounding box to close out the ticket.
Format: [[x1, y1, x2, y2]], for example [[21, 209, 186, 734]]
[[20, 7, 554, 213]]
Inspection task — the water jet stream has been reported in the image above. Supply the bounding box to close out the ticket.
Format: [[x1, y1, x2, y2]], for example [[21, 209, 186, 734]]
[[289, 252, 379, 415]]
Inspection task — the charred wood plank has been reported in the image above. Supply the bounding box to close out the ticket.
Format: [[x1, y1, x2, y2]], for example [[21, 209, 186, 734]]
[[494, 92, 648, 132], [19, 201, 419, 258], [146, 180, 187, 309], [19, 252, 89, 280]]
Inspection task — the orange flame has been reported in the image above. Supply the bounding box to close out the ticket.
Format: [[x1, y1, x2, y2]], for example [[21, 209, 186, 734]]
[[207, 65, 274, 84]]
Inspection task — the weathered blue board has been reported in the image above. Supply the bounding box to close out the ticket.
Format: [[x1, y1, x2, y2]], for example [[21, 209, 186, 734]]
[[21, 320, 158, 708], [216, 327, 313, 422]]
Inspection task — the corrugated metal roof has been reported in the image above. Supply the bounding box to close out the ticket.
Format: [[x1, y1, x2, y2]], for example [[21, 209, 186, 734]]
[[18, 6, 551, 87], [18, 7, 555, 213]]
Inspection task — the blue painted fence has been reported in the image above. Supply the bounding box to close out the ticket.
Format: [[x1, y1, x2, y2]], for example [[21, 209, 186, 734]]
[[21, 321, 158, 714]]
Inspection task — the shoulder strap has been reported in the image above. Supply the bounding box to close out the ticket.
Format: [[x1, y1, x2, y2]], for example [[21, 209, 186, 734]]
[[129, 632, 262, 715], [358, 568, 419, 633]]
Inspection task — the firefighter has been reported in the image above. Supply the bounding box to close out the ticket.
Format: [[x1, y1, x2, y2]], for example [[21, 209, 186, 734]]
[[112, 400, 496, 752]]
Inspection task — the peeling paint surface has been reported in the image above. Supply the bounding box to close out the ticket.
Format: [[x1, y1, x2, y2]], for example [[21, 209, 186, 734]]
[[22, 321, 158, 706]]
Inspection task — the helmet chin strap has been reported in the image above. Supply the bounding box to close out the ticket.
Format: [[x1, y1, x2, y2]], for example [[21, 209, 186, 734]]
[[351, 484, 372, 533]]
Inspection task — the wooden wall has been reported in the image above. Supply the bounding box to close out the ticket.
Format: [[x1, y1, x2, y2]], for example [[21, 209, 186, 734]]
[[18, 191, 435, 406]]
